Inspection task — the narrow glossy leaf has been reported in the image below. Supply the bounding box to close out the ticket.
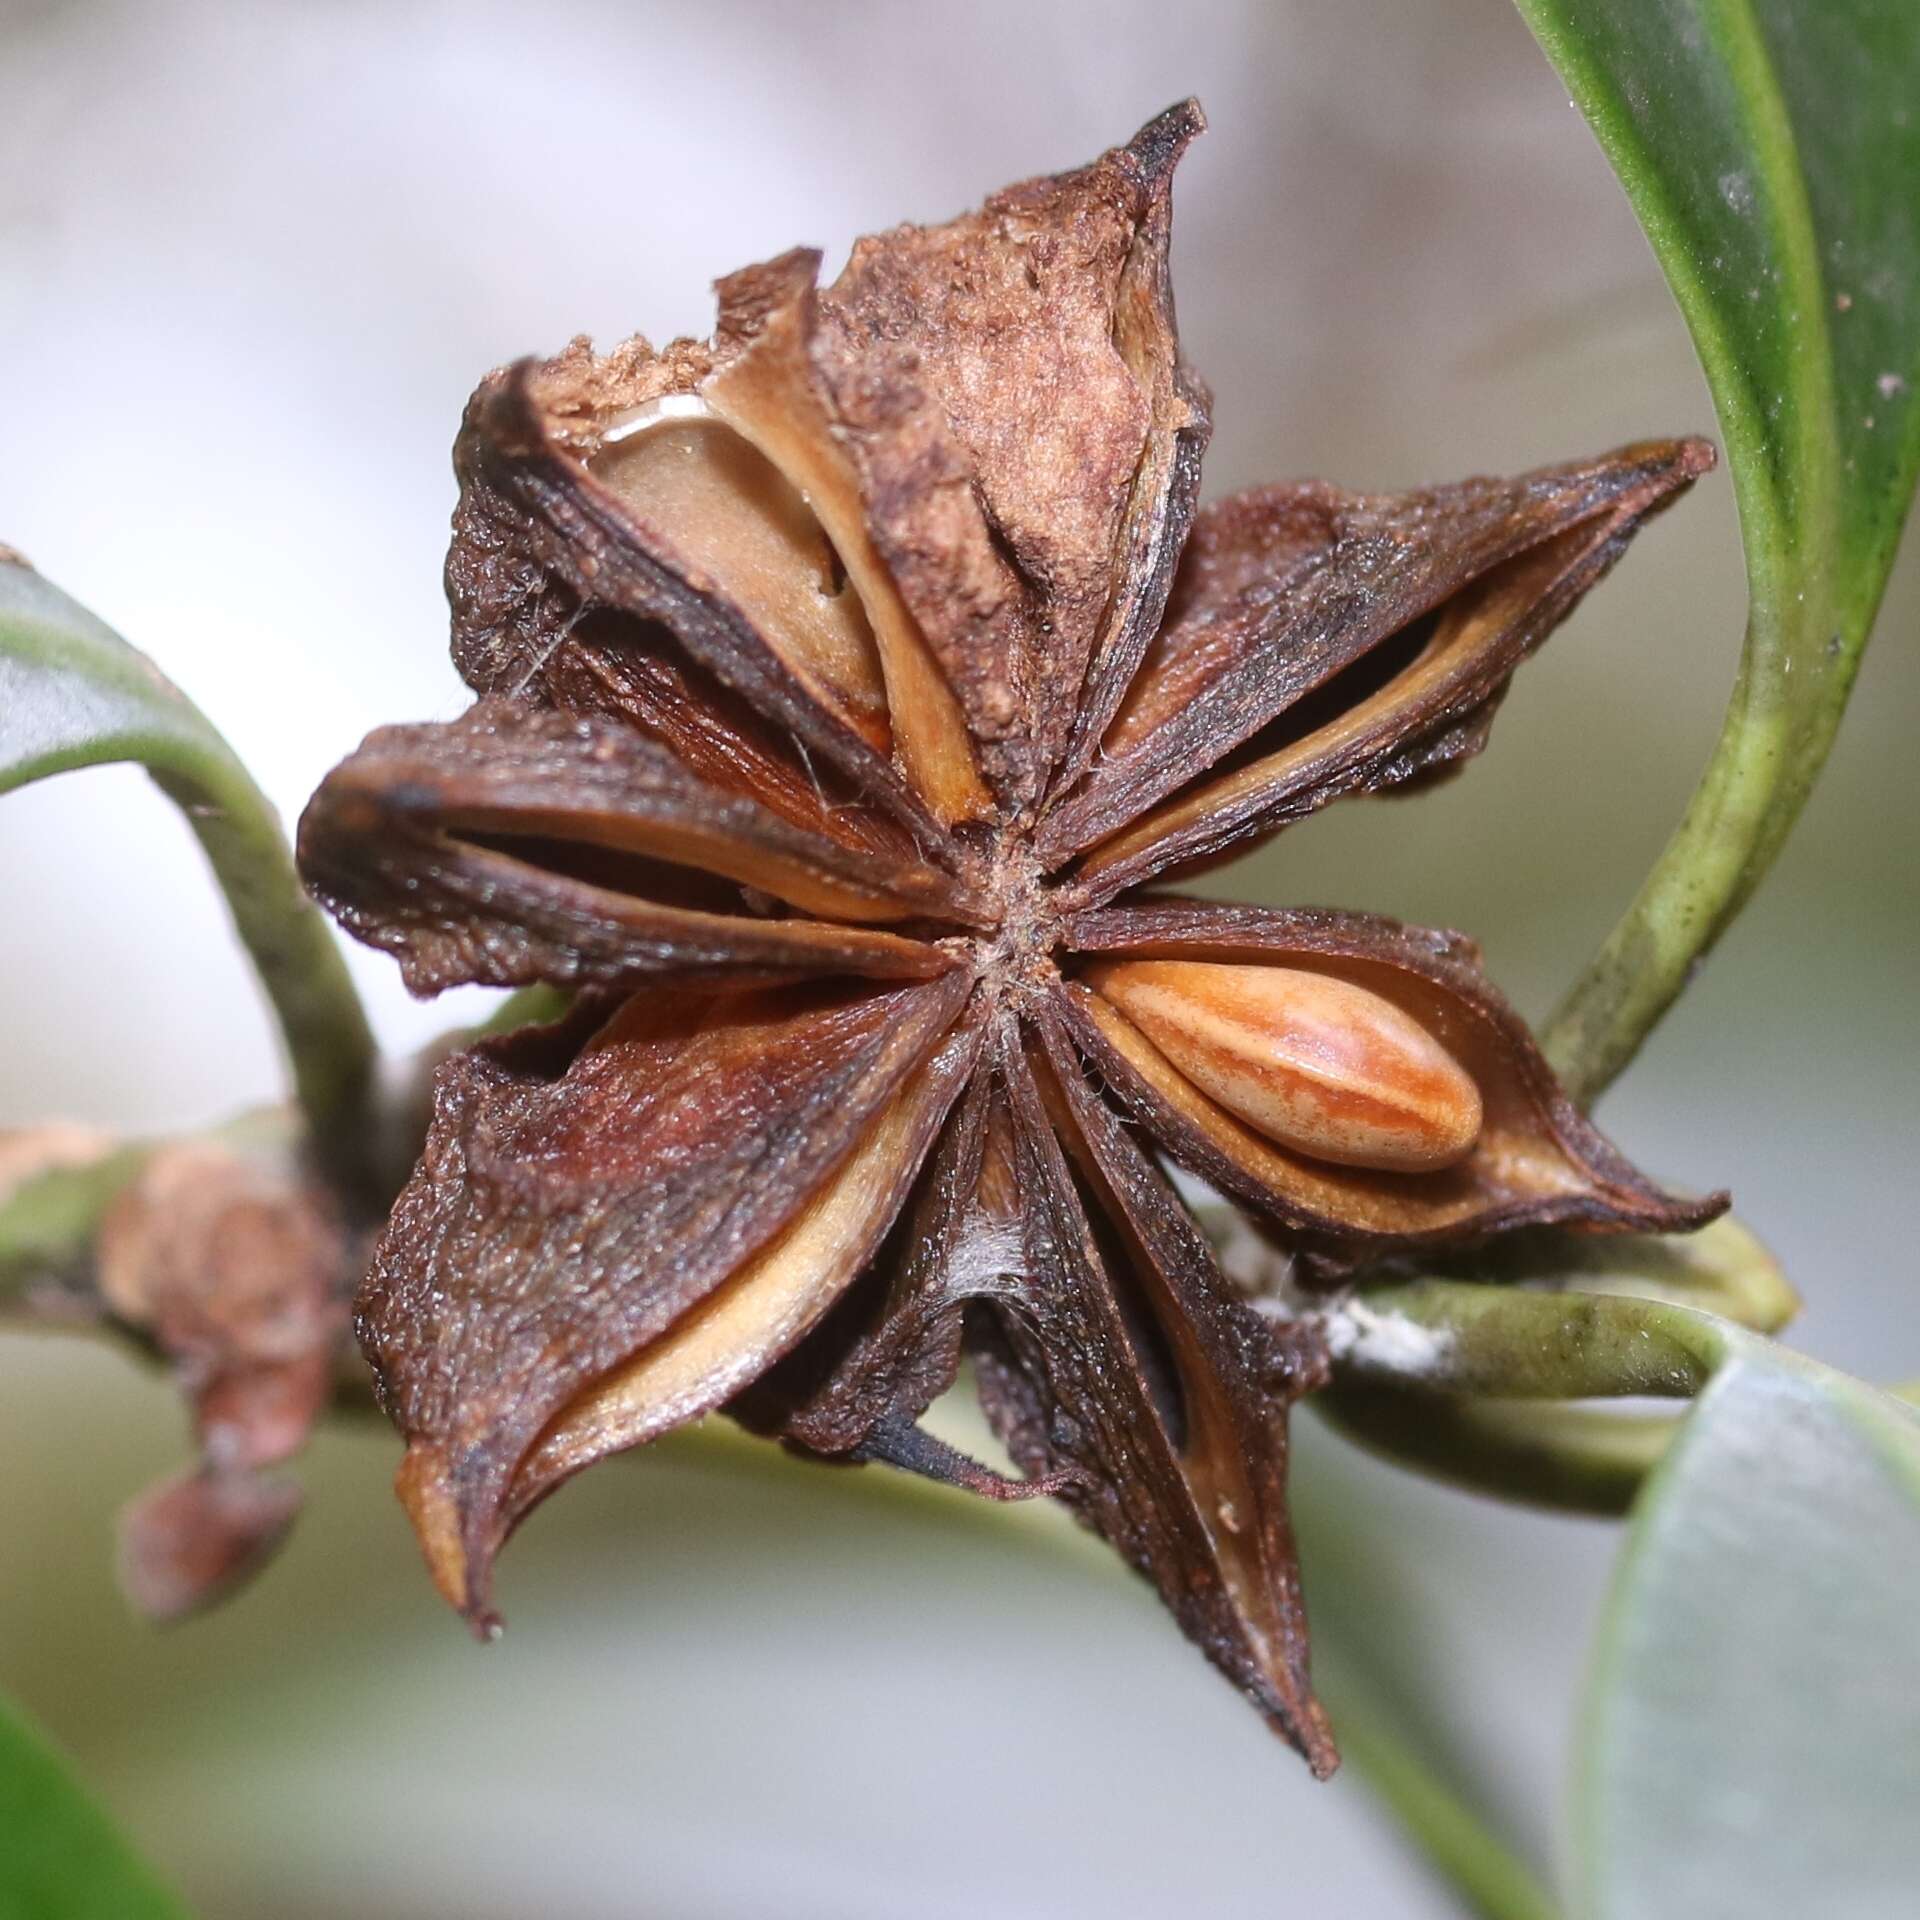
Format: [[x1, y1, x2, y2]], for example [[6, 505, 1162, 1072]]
[[0, 557, 374, 1178], [1, 558, 235, 791], [1516, 0, 1920, 1101], [0, 1691, 193, 1920], [1574, 1342, 1920, 1918]]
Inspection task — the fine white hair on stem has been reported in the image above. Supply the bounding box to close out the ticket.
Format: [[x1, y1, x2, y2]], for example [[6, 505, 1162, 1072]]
[[943, 1210, 1029, 1297]]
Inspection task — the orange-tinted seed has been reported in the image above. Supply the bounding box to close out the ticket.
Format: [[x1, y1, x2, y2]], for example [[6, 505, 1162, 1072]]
[[1087, 960, 1482, 1173]]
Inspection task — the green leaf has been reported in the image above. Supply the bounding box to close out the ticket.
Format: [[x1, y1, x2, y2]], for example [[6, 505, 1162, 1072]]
[[0, 1691, 193, 1919], [1515, 0, 1920, 1104], [0, 555, 375, 1189], [1574, 1341, 1920, 1917]]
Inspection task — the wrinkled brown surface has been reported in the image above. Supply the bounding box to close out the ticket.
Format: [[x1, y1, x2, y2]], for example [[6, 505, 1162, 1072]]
[[707, 249, 993, 824], [813, 106, 1200, 808], [1020, 1017, 1334, 1768], [453, 362, 954, 849], [1043, 439, 1714, 886], [300, 101, 1726, 1768], [365, 973, 970, 1620], [734, 1064, 995, 1463], [300, 699, 966, 996], [503, 1017, 984, 1531]]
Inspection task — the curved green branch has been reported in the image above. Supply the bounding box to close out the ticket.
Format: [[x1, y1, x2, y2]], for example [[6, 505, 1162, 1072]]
[[1317, 1390, 1676, 1519], [1518, 0, 1920, 1104], [0, 556, 376, 1191], [1330, 1278, 1735, 1399]]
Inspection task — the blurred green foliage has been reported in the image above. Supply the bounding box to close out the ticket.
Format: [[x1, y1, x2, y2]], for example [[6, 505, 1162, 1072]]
[[0, 1695, 190, 1920]]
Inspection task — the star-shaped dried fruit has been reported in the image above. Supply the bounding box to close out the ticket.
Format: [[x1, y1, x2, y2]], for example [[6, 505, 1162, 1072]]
[[299, 101, 1724, 1776]]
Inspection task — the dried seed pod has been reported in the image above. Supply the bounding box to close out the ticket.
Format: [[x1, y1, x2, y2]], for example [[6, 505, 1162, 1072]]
[[1085, 959, 1482, 1172], [300, 101, 1727, 1773]]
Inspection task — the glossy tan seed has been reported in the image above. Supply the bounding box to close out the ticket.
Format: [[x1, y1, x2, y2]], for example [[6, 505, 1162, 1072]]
[[592, 408, 891, 745], [1085, 960, 1483, 1173]]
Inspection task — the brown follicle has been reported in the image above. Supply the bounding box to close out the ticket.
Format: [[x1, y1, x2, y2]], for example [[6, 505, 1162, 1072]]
[[589, 401, 892, 751], [1061, 902, 1722, 1268], [394, 1443, 479, 1623], [703, 251, 993, 822]]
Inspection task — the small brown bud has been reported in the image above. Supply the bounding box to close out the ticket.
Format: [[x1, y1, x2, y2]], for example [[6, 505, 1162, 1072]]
[[95, 1142, 344, 1355], [1086, 960, 1482, 1172], [88, 1142, 350, 1616], [117, 1466, 303, 1623]]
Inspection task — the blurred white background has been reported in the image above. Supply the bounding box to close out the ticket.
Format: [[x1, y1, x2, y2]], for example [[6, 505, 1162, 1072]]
[[1, 2, 1914, 1914]]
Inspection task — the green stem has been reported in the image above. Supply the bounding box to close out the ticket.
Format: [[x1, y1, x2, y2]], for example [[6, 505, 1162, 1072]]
[[1318, 1280, 1769, 1516], [1497, 1220, 1798, 1337], [1366, 1212, 1798, 1337], [149, 750, 376, 1192], [1531, 0, 1854, 1108], [1334, 1280, 1734, 1400], [1317, 1390, 1675, 1519], [0, 558, 377, 1193], [1329, 1686, 1562, 1920], [1538, 578, 1852, 1109]]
